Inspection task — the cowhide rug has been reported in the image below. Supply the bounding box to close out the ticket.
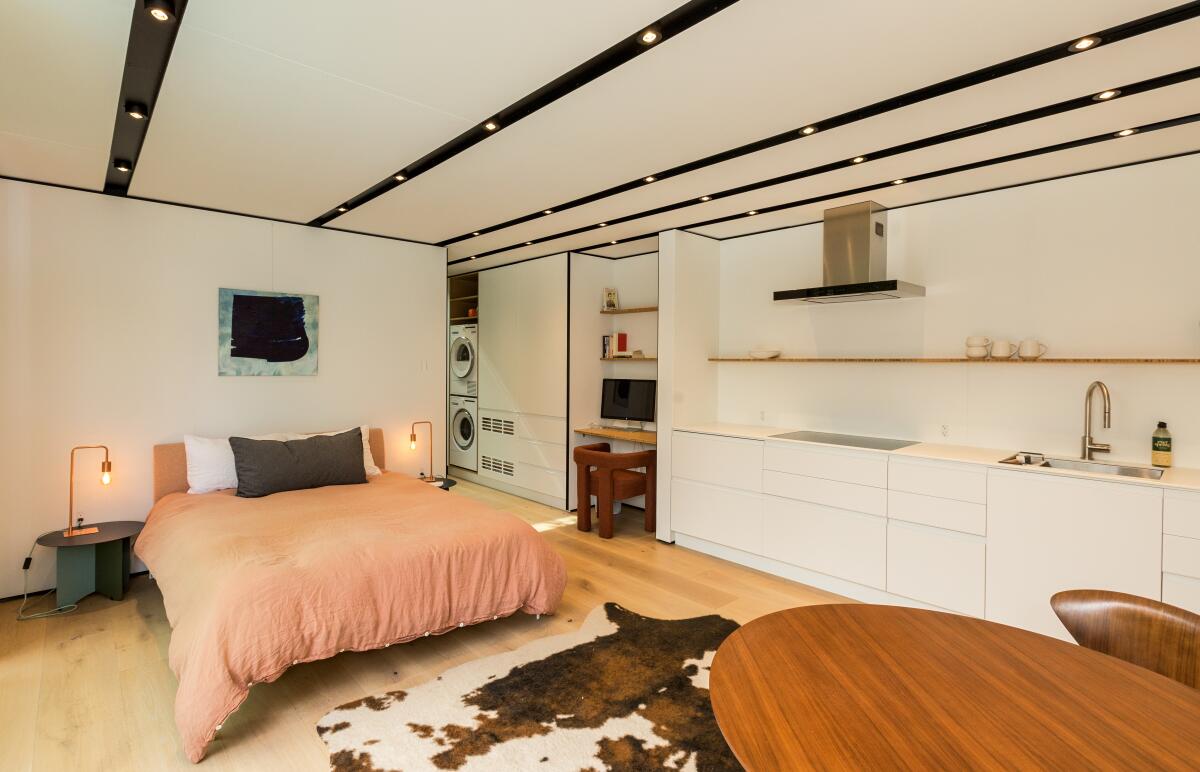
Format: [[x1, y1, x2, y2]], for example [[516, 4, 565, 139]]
[[316, 603, 741, 771]]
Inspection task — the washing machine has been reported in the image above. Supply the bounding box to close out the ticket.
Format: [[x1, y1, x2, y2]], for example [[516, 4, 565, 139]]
[[449, 395, 478, 471], [449, 324, 478, 396]]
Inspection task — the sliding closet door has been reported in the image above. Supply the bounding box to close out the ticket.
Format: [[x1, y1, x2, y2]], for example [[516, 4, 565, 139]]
[[478, 255, 567, 507]]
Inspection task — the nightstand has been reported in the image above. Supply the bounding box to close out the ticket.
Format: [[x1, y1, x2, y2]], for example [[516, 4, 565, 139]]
[[36, 520, 144, 607]]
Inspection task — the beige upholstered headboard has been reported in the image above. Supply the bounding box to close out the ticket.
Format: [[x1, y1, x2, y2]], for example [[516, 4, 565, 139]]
[[153, 428, 386, 501]]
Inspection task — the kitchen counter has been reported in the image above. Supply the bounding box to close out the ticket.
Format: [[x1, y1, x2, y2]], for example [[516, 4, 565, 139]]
[[673, 422, 1199, 492]]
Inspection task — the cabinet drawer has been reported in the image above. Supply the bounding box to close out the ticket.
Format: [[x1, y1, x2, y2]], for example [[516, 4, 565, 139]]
[[671, 478, 762, 555], [763, 470, 886, 516], [672, 432, 763, 492], [887, 521, 985, 617], [888, 490, 986, 536], [888, 457, 986, 504], [1164, 534, 1200, 580], [1165, 489, 1200, 539], [1163, 572, 1200, 615], [763, 441, 887, 488], [761, 495, 886, 589]]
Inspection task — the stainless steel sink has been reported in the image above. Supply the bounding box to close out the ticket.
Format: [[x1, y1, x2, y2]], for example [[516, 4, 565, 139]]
[[1000, 452, 1164, 480]]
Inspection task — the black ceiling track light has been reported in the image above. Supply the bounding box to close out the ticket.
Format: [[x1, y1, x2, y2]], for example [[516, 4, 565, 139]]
[[446, 112, 1200, 267], [449, 65, 1200, 262], [307, 0, 740, 226], [440, 0, 1200, 247], [103, 0, 188, 194]]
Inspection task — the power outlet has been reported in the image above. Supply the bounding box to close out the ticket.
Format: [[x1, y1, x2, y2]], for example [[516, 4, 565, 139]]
[[941, 424, 950, 438]]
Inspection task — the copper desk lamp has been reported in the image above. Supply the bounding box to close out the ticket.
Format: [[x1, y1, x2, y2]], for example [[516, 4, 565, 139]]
[[67, 445, 111, 537], [409, 421, 446, 486]]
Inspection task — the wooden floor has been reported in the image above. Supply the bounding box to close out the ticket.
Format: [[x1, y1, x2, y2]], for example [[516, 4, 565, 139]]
[[0, 480, 846, 771]]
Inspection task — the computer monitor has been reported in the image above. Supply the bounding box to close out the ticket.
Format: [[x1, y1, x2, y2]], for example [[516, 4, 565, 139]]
[[600, 378, 656, 423]]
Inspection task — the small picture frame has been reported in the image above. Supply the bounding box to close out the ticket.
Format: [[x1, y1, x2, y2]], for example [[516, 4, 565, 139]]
[[602, 335, 611, 359], [602, 288, 619, 311]]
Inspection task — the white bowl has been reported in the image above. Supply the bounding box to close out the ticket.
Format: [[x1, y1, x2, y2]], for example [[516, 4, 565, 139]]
[[748, 349, 782, 360]]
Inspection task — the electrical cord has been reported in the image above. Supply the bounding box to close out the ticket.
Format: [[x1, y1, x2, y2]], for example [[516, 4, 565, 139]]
[[16, 539, 77, 621]]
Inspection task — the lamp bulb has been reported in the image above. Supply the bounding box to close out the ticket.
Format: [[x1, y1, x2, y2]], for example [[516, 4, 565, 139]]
[[101, 471, 111, 485], [410, 433, 418, 451]]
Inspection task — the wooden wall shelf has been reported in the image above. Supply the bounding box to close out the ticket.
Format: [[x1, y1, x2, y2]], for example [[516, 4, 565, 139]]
[[450, 316, 478, 323], [601, 306, 658, 315], [602, 356, 657, 362], [711, 357, 1200, 364]]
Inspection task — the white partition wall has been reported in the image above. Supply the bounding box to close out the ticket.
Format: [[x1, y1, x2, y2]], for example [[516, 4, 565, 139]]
[[478, 254, 568, 507], [656, 230, 720, 541]]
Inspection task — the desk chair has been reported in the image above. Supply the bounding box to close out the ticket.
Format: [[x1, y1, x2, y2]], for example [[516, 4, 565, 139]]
[[573, 442, 656, 539]]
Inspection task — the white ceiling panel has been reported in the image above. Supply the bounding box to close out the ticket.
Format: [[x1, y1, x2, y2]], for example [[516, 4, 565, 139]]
[[451, 122, 1200, 270], [582, 237, 660, 259], [0, 0, 132, 190], [339, 0, 1180, 243], [128, 0, 679, 224], [444, 19, 1200, 258], [447, 79, 1200, 260]]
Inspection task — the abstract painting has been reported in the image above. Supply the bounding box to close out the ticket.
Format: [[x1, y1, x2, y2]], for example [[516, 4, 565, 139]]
[[218, 288, 319, 376]]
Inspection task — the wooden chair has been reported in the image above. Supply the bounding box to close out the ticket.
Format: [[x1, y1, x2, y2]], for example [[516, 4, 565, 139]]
[[573, 442, 656, 539], [1050, 589, 1200, 689]]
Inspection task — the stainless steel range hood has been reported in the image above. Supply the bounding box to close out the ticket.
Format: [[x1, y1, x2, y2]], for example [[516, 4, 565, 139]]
[[773, 201, 925, 304]]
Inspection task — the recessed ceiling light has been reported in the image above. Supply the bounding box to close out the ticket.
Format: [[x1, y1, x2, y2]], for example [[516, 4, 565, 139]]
[[525, 241, 532, 245], [124, 101, 149, 120], [644, 176, 656, 183], [1093, 88, 1121, 101], [852, 156, 866, 164], [543, 209, 553, 215], [113, 159, 132, 173], [700, 195, 711, 202], [1069, 35, 1100, 52], [801, 126, 817, 135], [892, 179, 906, 185], [639, 28, 660, 44], [337, 206, 348, 212], [470, 256, 476, 260], [144, 0, 175, 22], [472, 231, 480, 236], [610, 240, 618, 244], [394, 174, 406, 182], [747, 210, 758, 216], [483, 121, 499, 131], [598, 222, 608, 227], [1114, 128, 1138, 137]]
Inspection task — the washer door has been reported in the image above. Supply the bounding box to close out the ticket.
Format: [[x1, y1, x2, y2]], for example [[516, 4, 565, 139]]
[[450, 336, 475, 378], [452, 408, 475, 450]]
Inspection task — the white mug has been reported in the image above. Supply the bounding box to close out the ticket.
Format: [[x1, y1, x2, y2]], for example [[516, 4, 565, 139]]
[[990, 340, 1017, 359], [1018, 339, 1048, 359], [965, 346, 990, 359], [965, 336, 991, 348]]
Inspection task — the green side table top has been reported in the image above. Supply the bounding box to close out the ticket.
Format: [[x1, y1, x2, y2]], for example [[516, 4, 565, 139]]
[[37, 520, 144, 548]]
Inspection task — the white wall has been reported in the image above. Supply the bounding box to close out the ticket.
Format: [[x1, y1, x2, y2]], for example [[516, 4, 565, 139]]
[[657, 230, 721, 540], [717, 154, 1200, 466], [0, 180, 447, 597]]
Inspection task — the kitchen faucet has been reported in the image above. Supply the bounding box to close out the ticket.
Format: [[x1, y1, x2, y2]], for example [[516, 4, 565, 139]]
[[1081, 380, 1111, 460]]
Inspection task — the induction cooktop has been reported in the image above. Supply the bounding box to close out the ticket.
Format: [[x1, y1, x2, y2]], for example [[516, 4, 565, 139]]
[[769, 430, 919, 451]]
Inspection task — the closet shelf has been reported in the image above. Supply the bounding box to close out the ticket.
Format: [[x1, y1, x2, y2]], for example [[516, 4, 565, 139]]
[[709, 357, 1200, 364], [602, 356, 657, 362], [450, 294, 478, 301], [449, 316, 478, 323], [601, 306, 658, 315]]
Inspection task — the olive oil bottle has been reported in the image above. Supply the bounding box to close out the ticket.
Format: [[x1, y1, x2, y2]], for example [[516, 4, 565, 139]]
[[1152, 421, 1173, 468]]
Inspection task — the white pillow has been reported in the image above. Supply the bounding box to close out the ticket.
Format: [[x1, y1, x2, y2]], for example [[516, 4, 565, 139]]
[[289, 426, 381, 477], [183, 432, 289, 494]]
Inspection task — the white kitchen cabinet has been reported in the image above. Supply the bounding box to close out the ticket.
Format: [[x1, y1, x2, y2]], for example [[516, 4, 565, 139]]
[[887, 490, 986, 536], [1164, 489, 1200, 539], [672, 432, 763, 492], [888, 456, 987, 504], [763, 441, 887, 488], [1163, 573, 1200, 615], [1163, 534, 1200, 580], [887, 520, 985, 616], [763, 469, 886, 516], [986, 469, 1163, 639], [671, 478, 762, 554], [761, 495, 886, 589]]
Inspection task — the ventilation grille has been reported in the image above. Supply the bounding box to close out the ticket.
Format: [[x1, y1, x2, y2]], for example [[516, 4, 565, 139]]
[[481, 455, 515, 476], [480, 416, 515, 435]]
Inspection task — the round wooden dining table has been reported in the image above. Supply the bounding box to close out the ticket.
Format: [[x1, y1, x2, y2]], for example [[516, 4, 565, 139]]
[[710, 604, 1200, 770]]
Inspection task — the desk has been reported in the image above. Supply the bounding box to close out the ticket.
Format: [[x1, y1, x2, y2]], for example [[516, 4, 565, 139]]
[[573, 426, 656, 445], [710, 604, 1200, 770]]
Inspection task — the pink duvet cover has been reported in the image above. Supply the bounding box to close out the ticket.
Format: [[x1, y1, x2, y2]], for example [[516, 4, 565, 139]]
[[135, 473, 567, 762]]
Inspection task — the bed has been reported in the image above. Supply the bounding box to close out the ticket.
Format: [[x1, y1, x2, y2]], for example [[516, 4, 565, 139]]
[[136, 429, 567, 763]]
